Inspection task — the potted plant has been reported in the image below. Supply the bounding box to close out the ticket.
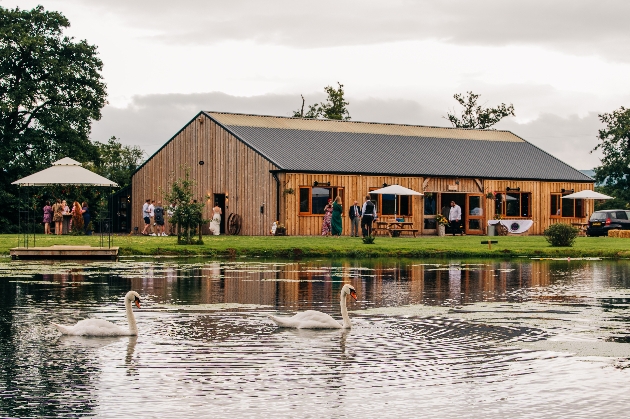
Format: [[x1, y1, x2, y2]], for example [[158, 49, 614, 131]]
[[436, 214, 449, 236], [275, 223, 287, 236]]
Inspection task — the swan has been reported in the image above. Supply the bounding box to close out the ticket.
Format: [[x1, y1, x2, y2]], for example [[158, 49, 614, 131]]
[[52, 291, 141, 336], [269, 284, 357, 329]]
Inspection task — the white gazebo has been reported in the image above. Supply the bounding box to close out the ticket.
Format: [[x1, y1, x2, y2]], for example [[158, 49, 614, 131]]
[[12, 158, 118, 251]]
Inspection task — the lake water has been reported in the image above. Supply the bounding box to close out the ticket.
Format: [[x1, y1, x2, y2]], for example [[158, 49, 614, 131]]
[[1, 257, 629, 418]]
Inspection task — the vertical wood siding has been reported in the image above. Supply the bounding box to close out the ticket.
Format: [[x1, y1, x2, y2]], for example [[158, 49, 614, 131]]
[[132, 116, 279, 235], [132, 115, 594, 236]]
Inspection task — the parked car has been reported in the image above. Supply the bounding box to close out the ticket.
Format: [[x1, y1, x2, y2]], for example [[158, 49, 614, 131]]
[[586, 209, 630, 236]]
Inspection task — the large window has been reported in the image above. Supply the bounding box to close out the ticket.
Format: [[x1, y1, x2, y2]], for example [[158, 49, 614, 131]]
[[495, 192, 531, 218], [551, 193, 584, 218], [299, 186, 344, 215], [369, 190, 412, 216]]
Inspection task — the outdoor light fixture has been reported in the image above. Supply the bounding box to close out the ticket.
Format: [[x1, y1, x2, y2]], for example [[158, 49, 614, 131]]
[[382, 183, 389, 188], [561, 188, 574, 194], [313, 181, 330, 187], [506, 187, 520, 192], [198, 161, 204, 165]]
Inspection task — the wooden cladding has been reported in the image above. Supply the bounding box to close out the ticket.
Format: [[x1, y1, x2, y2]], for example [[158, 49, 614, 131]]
[[132, 114, 594, 236], [132, 116, 279, 236]]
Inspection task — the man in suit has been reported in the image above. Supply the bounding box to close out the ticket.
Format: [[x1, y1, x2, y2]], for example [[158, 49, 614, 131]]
[[361, 195, 377, 237], [348, 200, 362, 237]]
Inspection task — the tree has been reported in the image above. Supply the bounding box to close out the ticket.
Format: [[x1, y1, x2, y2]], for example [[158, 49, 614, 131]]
[[0, 5, 106, 231], [165, 168, 207, 244], [592, 106, 630, 209], [87, 137, 144, 189], [445, 91, 515, 129], [293, 82, 351, 120]]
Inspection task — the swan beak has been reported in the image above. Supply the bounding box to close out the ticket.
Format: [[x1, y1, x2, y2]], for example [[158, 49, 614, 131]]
[[134, 297, 141, 308], [350, 290, 357, 301]]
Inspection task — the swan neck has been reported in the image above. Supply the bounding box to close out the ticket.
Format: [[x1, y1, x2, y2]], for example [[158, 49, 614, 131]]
[[340, 291, 351, 328], [125, 297, 138, 335]]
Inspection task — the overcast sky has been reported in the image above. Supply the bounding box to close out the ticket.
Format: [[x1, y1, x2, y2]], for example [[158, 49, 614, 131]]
[[9, 0, 630, 169]]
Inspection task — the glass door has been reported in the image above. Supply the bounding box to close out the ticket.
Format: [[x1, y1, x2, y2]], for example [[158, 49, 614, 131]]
[[466, 194, 484, 235]]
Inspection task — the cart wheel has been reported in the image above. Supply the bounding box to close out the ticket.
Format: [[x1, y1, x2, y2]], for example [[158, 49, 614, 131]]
[[227, 213, 242, 235]]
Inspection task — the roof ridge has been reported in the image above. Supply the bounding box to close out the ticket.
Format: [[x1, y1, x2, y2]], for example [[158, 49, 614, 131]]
[[205, 110, 514, 134]]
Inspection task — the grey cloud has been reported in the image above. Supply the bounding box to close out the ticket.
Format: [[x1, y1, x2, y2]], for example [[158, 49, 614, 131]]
[[67, 0, 630, 62], [90, 90, 601, 170]]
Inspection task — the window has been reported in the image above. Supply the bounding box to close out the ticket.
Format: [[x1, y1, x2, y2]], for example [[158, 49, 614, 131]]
[[424, 194, 437, 215], [495, 192, 531, 218], [369, 189, 412, 216], [550, 193, 584, 218], [299, 186, 344, 215]]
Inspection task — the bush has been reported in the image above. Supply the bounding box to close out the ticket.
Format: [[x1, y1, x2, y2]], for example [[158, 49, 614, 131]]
[[362, 235, 375, 244], [544, 223, 579, 247]]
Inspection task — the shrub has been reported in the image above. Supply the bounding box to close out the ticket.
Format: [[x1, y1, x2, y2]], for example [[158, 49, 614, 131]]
[[544, 223, 579, 247]]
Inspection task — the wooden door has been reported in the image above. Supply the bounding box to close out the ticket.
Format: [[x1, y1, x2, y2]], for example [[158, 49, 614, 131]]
[[466, 194, 484, 235]]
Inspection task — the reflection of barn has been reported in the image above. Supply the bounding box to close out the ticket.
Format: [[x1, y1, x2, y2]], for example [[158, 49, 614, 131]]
[[132, 112, 594, 236]]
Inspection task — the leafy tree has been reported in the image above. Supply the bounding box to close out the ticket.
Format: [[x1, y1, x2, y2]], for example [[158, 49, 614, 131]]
[[86, 137, 144, 189], [445, 91, 515, 129], [164, 168, 207, 244], [293, 82, 350, 120], [592, 106, 630, 210], [0, 5, 106, 232]]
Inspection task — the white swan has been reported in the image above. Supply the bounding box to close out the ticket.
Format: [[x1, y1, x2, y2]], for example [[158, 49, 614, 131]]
[[52, 291, 141, 336], [269, 284, 357, 329]]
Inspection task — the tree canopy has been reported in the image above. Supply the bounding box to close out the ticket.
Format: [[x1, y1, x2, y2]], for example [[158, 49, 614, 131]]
[[0, 5, 107, 231], [86, 137, 144, 189], [445, 91, 515, 129], [293, 82, 350, 120], [592, 106, 630, 209]]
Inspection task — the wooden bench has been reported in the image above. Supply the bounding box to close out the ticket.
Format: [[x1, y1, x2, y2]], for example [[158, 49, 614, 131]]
[[390, 228, 418, 238], [481, 240, 498, 249]]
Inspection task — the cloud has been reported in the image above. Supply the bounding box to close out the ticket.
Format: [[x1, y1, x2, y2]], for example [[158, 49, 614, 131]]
[[90, 91, 602, 170], [60, 0, 630, 62]]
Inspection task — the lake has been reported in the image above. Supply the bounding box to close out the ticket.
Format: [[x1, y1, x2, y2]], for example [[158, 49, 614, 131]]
[[1, 257, 629, 418]]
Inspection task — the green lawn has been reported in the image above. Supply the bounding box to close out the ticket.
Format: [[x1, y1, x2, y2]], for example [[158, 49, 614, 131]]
[[2, 233, 629, 259]]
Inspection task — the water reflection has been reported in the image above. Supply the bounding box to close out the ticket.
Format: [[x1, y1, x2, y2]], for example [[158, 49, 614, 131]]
[[1, 258, 630, 418]]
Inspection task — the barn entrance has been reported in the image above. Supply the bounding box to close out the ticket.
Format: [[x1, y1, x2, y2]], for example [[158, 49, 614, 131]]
[[213, 194, 226, 234], [440, 193, 484, 235]]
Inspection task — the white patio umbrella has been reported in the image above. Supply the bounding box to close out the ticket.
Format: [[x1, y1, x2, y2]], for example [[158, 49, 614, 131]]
[[369, 184, 423, 216], [561, 190, 614, 200]]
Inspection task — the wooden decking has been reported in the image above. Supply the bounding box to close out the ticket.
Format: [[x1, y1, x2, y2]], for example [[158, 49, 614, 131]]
[[10, 245, 119, 260]]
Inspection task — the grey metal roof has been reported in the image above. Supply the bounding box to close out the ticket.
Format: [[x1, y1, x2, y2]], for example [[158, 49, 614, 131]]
[[212, 117, 592, 182]]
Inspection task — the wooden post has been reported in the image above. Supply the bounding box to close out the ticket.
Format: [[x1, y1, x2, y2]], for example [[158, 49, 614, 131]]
[[481, 240, 498, 250]]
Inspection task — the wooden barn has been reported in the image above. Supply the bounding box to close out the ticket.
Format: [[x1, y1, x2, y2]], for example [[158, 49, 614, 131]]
[[131, 111, 594, 236]]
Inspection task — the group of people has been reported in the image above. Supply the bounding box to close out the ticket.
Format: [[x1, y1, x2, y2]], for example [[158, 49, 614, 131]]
[[142, 199, 222, 236], [42, 199, 90, 235], [141, 199, 170, 236], [320, 196, 464, 237], [321, 195, 378, 238]]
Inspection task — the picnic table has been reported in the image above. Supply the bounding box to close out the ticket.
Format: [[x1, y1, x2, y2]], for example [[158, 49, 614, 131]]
[[387, 221, 418, 237]]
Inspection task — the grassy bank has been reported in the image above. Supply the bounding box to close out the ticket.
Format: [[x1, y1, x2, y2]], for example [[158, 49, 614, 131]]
[[2, 234, 630, 259]]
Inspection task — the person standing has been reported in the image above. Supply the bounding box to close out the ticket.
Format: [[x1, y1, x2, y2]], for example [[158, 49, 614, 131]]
[[166, 203, 176, 235], [43, 201, 53, 234], [348, 200, 362, 237], [331, 196, 343, 237], [209, 202, 222, 235], [321, 198, 333, 236], [449, 200, 462, 236], [81, 202, 90, 235], [361, 195, 377, 237], [141, 199, 151, 235], [52, 198, 63, 235], [154, 201, 165, 236], [149, 200, 156, 235]]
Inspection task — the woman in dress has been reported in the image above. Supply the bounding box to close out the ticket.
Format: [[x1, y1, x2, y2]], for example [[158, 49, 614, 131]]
[[331, 196, 343, 237], [209, 202, 222, 235], [52, 198, 63, 235], [321, 198, 333, 236], [42, 201, 53, 234], [81, 202, 90, 234], [71, 201, 84, 233]]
